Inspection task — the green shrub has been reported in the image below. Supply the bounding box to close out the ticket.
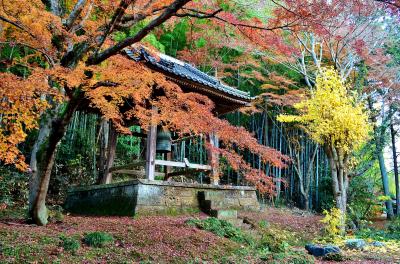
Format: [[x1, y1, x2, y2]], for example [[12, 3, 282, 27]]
[[59, 235, 80, 253], [0, 169, 28, 206], [83, 232, 114, 247], [270, 250, 314, 264], [355, 228, 400, 241], [387, 217, 400, 234], [354, 217, 400, 241], [258, 228, 289, 253], [258, 220, 269, 229], [186, 217, 253, 245], [49, 205, 65, 223], [323, 252, 345, 261]]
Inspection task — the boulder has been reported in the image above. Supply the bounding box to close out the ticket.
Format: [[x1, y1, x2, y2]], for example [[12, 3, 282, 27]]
[[305, 244, 341, 257], [345, 238, 366, 250], [370, 241, 385, 247]]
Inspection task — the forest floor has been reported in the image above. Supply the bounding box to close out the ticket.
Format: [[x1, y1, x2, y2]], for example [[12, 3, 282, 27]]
[[0, 206, 399, 263]]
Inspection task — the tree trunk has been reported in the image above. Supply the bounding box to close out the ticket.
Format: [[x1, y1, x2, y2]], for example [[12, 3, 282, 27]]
[[330, 163, 347, 234], [98, 123, 117, 184], [97, 120, 109, 183], [377, 149, 394, 219], [302, 189, 310, 211], [368, 96, 394, 219], [328, 159, 346, 212], [29, 95, 81, 225], [390, 122, 400, 216], [325, 144, 347, 233]]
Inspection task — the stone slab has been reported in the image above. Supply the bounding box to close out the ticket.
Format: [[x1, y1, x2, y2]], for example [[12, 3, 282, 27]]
[[64, 180, 259, 216], [210, 209, 238, 219]]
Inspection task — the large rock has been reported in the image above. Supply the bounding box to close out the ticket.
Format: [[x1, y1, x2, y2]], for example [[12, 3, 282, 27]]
[[370, 241, 386, 247], [305, 244, 340, 257], [345, 239, 366, 250]]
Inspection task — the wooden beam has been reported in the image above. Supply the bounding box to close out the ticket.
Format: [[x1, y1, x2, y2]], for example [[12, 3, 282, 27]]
[[188, 163, 211, 170], [131, 131, 147, 138], [166, 168, 209, 178], [155, 159, 211, 170], [112, 169, 165, 177], [155, 159, 186, 168], [171, 134, 200, 143], [109, 160, 146, 172]]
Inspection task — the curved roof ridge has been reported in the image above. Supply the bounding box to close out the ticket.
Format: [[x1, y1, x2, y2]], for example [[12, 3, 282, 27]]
[[123, 47, 255, 101]]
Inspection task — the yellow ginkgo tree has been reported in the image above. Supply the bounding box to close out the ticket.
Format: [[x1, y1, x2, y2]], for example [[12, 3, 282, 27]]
[[278, 67, 371, 216]]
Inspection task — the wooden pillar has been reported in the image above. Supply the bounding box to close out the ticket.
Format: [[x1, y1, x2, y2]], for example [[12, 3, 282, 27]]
[[145, 108, 157, 181], [207, 133, 219, 185], [165, 152, 172, 175]]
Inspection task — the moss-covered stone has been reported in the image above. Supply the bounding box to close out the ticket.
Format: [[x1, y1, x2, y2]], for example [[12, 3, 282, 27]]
[[64, 180, 258, 217]]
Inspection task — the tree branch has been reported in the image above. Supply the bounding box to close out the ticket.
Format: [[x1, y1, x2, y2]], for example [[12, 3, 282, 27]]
[[119, 5, 167, 23], [64, 0, 88, 30], [0, 15, 36, 39], [374, 0, 400, 9], [180, 7, 297, 31], [115, 6, 167, 30], [87, 0, 190, 65], [71, 0, 94, 33], [91, 81, 119, 89], [0, 41, 54, 66], [96, 0, 135, 51], [175, 8, 222, 18]]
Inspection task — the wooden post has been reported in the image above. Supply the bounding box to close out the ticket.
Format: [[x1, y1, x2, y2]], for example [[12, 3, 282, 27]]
[[166, 152, 172, 175], [207, 133, 220, 185], [145, 108, 157, 181]]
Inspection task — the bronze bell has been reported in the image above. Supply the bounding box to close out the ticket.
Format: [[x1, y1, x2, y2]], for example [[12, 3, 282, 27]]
[[156, 127, 172, 153]]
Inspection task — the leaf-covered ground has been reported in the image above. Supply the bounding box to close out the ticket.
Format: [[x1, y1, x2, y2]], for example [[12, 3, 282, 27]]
[[1, 206, 400, 263], [0, 212, 246, 263], [241, 206, 324, 245], [241, 207, 400, 264]]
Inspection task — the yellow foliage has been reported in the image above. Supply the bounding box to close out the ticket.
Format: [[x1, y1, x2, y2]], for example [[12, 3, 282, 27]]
[[277, 67, 371, 154], [0, 70, 58, 170], [321, 207, 346, 241]]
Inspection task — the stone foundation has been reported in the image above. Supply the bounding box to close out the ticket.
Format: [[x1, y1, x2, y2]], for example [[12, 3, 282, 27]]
[[64, 179, 259, 216]]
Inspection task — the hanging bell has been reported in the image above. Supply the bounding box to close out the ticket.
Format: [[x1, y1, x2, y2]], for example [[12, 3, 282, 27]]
[[156, 127, 172, 153]]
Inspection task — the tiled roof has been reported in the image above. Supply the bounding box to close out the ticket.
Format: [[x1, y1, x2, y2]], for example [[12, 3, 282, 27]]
[[124, 47, 254, 102]]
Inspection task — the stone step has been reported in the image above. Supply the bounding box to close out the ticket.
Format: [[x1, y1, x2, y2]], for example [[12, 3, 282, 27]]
[[201, 200, 227, 210], [201, 199, 240, 211], [198, 191, 226, 201], [225, 218, 243, 227], [210, 209, 238, 220]]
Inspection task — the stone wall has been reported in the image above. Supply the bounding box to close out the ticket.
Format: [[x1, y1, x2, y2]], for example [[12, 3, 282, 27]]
[[64, 179, 259, 216]]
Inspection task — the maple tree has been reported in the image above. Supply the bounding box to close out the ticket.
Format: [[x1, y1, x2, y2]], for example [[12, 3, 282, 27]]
[[278, 68, 371, 219], [1, 0, 396, 227], [0, 0, 299, 226]]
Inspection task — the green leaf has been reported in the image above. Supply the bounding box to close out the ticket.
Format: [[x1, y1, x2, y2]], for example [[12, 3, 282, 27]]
[[195, 37, 206, 48]]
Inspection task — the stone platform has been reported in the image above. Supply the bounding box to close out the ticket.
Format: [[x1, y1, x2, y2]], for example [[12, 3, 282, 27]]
[[64, 179, 259, 216]]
